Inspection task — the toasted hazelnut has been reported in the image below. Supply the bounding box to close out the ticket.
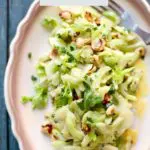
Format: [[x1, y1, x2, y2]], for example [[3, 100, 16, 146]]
[[72, 32, 80, 42], [76, 38, 85, 48], [49, 48, 58, 59], [82, 124, 91, 133], [52, 48, 58, 57], [92, 39, 105, 52], [103, 93, 111, 105], [41, 124, 53, 135], [84, 38, 91, 45], [88, 65, 97, 75], [93, 55, 101, 67], [95, 18, 101, 26], [111, 32, 121, 39], [136, 47, 146, 58], [59, 11, 72, 20], [72, 89, 79, 100], [106, 105, 116, 115], [76, 37, 91, 48], [84, 11, 93, 22]]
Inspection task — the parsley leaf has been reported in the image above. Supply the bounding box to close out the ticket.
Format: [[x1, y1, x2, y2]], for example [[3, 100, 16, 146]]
[[42, 17, 57, 30], [108, 84, 116, 94], [21, 96, 32, 104], [31, 75, 37, 82], [77, 83, 102, 111], [55, 85, 72, 108], [87, 117, 94, 124], [28, 52, 32, 60], [70, 44, 76, 51]]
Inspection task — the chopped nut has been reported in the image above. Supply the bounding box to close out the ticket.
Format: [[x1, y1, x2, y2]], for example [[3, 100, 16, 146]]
[[84, 11, 93, 22], [72, 89, 79, 100], [75, 32, 80, 36], [76, 37, 91, 48], [84, 38, 91, 45], [136, 47, 146, 58], [49, 48, 58, 59], [82, 124, 91, 133], [51, 48, 58, 57], [41, 124, 53, 135], [88, 65, 97, 75], [95, 18, 101, 26], [111, 32, 121, 39], [76, 38, 85, 48], [71, 32, 80, 42], [93, 55, 101, 67], [92, 39, 106, 52], [103, 93, 111, 105], [106, 105, 116, 115], [59, 11, 72, 21]]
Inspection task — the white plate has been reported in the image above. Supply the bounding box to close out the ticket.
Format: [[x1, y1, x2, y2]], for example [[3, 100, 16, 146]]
[[4, 0, 150, 150]]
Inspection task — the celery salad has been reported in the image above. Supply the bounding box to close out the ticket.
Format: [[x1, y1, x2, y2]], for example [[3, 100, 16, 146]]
[[22, 6, 146, 150]]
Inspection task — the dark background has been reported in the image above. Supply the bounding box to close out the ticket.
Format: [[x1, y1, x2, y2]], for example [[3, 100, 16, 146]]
[[0, 0, 150, 150]]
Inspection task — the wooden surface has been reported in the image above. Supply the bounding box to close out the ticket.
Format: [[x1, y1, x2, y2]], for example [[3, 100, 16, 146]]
[[0, 0, 150, 150]]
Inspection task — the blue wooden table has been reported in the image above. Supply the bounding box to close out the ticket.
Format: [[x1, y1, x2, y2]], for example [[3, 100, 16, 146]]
[[0, 0, 150, 150]]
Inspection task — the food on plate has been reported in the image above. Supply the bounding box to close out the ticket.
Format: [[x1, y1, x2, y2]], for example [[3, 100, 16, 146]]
[[22, 6, 146, 150]]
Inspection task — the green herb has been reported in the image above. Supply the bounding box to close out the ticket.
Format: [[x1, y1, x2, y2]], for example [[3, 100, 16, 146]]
[[55, 85, 72, 108], [67, 51, 76, 62], [28, 52, 32, 60], [77, 83, 102, 111], [57, 34, 62, 39], [77, 100, 85, 110], [32, 84, 49, 109], [70, 44, 76, 51], [88, 132, 97, 141], [21, 80, 49, 109], [55, 46, 66, 54], [103, 11, 120, 24], [86, 28, 91, 32], [57, 31, 72, 43], [84, 83, 102, 110], [21, 96, 32, 104], [57, 46, 76, 62], [108, 84, 116, 94], [55, 95, 68, 108], [36, 63, 46, 77], [87, 117, 94, 123], [93, 27, 98, 31], [42, 17, 57, 30], [31, 75, 37, 82], [32, 94, 48, 109]]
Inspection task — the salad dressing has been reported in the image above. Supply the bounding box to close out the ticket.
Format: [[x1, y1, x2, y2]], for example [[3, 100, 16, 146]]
[[134, 59, 149, 117]]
